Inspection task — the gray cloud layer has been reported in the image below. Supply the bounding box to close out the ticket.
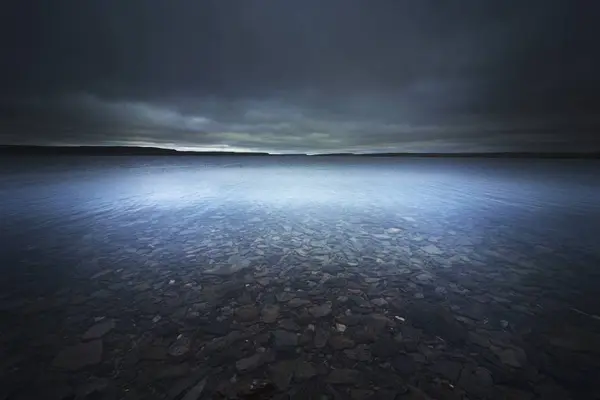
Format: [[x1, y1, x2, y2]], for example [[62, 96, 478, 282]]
[[1, 1, 598, 152]]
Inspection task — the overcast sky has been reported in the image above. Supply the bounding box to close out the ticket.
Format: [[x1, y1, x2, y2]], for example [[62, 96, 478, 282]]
[[1, 0, 599, 153]]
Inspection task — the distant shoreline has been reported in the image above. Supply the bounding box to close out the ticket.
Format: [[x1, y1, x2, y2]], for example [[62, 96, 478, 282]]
[[1, 145, 599, 159]]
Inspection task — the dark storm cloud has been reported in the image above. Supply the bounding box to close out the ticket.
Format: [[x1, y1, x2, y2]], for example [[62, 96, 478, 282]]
[[0, 1, 598, 152]]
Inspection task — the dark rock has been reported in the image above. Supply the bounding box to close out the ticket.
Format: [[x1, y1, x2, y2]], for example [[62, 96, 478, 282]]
[[295, 361, 318, 381], [309, 303, 332, 318], [324, 277, 348, 288], [490, 345, 527, 368], [323, 265, 345, 274], [348, 295, 370, 308], [344, 344, 372, 361], [52, 340, 103, 370], [270, 360, 297, 390], [353, 326, 378, 344], [371, 337, 401, 359], [197, 321, 231, 336], [288, 298, 311, 308], [349, 389, 374, 400], [366, 314, 391, 333], [430, 360, 463, 382], [458, 366, 493, 397], [82, 319, 115, 340], [141, 345, 168, 360], [261, 304, 280, 323], [168, 335, 191, 357], [274, 330, 298, 348], [329, 335, 356, 350], [392, 354, 416, 375], [326, 369, 360, 385], [279, 319, 301, 331], [235, 305, 259, 322], [337, 314, 364, 326], [314, 328, 330, 348], [155, 363, 191, 379], [236, 353, 266, 372]]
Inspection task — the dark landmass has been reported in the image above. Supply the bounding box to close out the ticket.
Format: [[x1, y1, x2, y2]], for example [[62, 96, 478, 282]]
[[1, 145, 600, 158], [317, 152, 600, 159], [0, 145, 271, 157]]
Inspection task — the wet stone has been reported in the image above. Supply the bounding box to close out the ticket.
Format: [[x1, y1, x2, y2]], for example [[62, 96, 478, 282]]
[[392, 354, 416, 375], [52, 340, 103, 370], [314, 328, 330, 348], [350, 389, 374, 400], [261, 304, 280, 323], [288, 298, 311, 308], [236, 353, 266, 372], [309, 303, 332, 318], [329, 335, 355, 350], [371, 337, 401, 359], [235, 305, 259, 322], [154, 363, 191, 379], [279, 319, 301, 331], [274, 330, 298, 348], [141, 345, 168, 360], [371, 298, 388, 307], [295, 361, 318, 381], [344, 344, 372, 361], [458, 366, 494, 397], [490, 345, 527, 368], [326, 369, 360, 385], [168, 335, 191, 357], [429, 360, 463, 382], [270, 360, 297, 390], [82, 319, 115, 340]]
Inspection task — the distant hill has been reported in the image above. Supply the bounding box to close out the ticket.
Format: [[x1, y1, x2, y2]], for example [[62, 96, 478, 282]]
[[314, 152, 600, 159], [0, 145, 599, 158], [0, 145, 272, 156]]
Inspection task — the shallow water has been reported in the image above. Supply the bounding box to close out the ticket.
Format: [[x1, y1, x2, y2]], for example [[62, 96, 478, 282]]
[[1, 156, 599, 399]]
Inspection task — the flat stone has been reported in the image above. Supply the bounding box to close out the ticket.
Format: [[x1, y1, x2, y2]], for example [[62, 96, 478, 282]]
[[141, 345, 168, 360], [270, 360, 296, 390], [324, 277, 348, 288], [429, 360, 463, 382], [204, 260, 250, 276], [392, 354, 416, 375], [261, 305, 280, 323], [235, 305, 259, 322], [326, 369, 360, 384], [274, 330, 298, 348], [323, 265, 345, 274], [458, 366, 493, 397], [490, 345, 527, 368], [371, 337, 401, 358], [288, 298, 311, 308], [279, 319, 301, 331], [314, 328, 330, 348], [276, 292, 297, 302], [468, 331, 491, 348], [82, 319, 115, 340], [350, 389, 374, 400], [329, 335, 355, 350], [366, 314, 391, 333], [422, 244, 443, 255], [295, 361, 317, 381], [52, 340, 103, 370], [155, 363, 191, 379], [309, 303, 332, 318], [168, 336, 191, 357], [236, 353, 264, 372], [181, 377, 207, 400], [344, 344, 372, 361], [371, 298, 388, 307]]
